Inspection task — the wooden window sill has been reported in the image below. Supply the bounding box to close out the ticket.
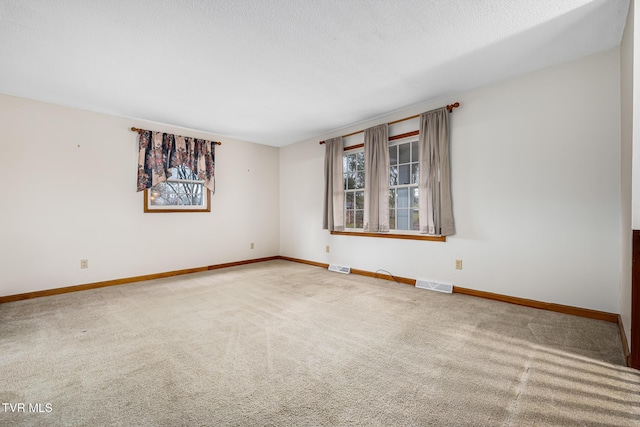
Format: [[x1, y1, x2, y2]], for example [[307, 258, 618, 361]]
[[330, 231, 446, 242]]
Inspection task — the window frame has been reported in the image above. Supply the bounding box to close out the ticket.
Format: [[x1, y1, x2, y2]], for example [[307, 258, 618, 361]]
[[333, 131, 446, 242], [143, 165, 211, 213], [343, 149, 366, 230], [388, 135, 420, 232], [330, 230, 445, 242]]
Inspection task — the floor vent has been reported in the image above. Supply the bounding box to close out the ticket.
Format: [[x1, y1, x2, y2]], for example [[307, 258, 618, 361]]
[[328, 264, 351, 274], [415, 279, 453, 294]]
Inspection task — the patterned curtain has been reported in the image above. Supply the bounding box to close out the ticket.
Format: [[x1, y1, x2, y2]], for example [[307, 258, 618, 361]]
[[137, 130, 216, 193]]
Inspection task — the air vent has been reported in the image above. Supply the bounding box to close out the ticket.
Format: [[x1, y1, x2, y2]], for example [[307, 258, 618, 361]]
[[415, 279, 453, 294], [328, 264, 351, 274]]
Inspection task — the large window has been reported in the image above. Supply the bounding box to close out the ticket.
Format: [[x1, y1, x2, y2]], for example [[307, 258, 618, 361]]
[[343, 151, 365, 229], [336, 135, 446, 241], [331, 108, 453, 240], [343, 139, 420, 232], [145, 164, 210, 212], [389, 138, 419, 231]]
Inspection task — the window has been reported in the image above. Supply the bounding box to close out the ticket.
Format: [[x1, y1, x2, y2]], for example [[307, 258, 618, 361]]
[[342, 139, 420, 232], [343, 151, 365, 229], [389, 138, 419, 231], [144, 164, 211, 212], [330, 108, 453, 240], [335, 138, 446, 241]]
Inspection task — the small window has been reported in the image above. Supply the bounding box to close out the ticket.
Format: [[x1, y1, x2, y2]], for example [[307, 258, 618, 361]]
[[389, 139, 419, 230], [144, 164, 210, 212], [344, 151, 365, 229]]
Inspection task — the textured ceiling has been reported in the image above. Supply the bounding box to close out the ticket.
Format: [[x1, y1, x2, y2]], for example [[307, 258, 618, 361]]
[[0, 0, 630, 146]]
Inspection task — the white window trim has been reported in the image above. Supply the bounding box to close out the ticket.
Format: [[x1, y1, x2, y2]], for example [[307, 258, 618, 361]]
[[343, 148, 365, 231], [388, 135, 420, 233], [338, 134, 444, 239]]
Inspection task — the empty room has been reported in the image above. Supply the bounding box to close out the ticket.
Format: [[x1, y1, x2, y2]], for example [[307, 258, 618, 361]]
[[1, 0, 640, 425]]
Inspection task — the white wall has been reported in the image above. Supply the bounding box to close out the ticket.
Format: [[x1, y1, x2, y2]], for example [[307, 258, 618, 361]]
[[0, 94, 280, 297], [0, 47, 624, 316], [281, 48, 622, 313], [621, 0, 634, 350]]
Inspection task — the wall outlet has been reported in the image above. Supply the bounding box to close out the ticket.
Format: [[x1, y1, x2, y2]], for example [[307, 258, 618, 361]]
[[80, 259, 89, 269], [455, 259, 462, 270], [325, 245, 330, 253], [250, 242, 255, 249]]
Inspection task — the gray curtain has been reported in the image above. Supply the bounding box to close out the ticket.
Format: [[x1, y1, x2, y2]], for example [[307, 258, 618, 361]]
[[322, 137, 344, 231], [363, 124, 389, 232], [418, 108, 455, 235]]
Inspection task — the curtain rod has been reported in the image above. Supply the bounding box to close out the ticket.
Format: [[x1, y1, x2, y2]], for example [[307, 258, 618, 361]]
[[130, 127, 222, 145], [318, 102, 459, 145]]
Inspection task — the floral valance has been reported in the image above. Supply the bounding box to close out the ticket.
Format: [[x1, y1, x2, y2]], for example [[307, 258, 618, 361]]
[[136, 130, 217, 193]]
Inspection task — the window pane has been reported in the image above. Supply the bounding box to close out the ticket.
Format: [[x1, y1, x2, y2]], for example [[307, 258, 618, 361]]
[[150, 181, 204, 206], [345, 192, 354, 209], [412, 209, 420, 231], [411, 163, 419, 184], [350, 154, 359, 173], [389, 166, 398, 186], [397, 208, 409, 230], [397, 188, 408, 208], [355, 171, 365, 189], [399, 143, 410, 164], [411, 141, 418, 162], [149, 183, 169, 205], [346, 173, 356, 189], [399, 164, 410, 185], [355, 152, 365, 171], [343, 156, 349, 173], [170, 164, 198, 181], [345, 210, 354, 228], [355, 210, 364, 228], [411, 187, 419, 208], [389, 146, 398, 165], [389, 209, 396, 230], [388, 189, 396, 209], [355, 191, 364, 209]]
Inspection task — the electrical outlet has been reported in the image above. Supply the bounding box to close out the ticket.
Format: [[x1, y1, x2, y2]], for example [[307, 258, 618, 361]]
[[250, 243, 254, 249], [455, 259, 462, 270], [325, 245, 330, 253], [80, 259, 89, 269]]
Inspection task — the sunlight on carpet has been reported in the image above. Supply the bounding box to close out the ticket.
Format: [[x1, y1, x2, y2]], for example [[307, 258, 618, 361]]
[[1, 260, 638, 426]]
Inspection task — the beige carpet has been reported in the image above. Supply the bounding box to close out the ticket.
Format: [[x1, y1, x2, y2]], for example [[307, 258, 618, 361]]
[[1, 260, 638, 426]]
